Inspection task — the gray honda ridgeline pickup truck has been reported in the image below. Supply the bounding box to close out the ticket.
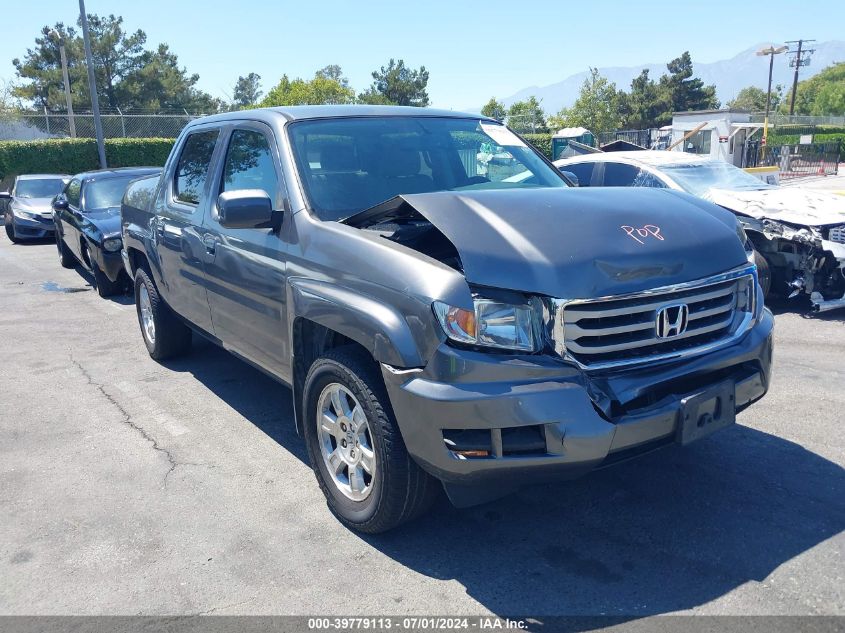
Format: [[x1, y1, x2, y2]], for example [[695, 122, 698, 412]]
[[121, 106, 773, 533]]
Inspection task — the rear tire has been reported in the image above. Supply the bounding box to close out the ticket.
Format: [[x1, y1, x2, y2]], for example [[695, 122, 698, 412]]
[[754, 250, 771, 299], [134, 267, 192, 360], [5, 212, 19, 244], [92, 260, 122, 298], [303, 346, 438, 533], [56, 232, 76, 268]]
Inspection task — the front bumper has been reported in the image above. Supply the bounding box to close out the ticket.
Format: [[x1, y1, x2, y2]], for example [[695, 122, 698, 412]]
[[89, 242, 125, 282], [9, 214, 54, 239], [382, 309, 774, 495]]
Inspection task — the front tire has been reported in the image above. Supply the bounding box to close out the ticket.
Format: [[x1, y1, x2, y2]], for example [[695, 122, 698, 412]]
[[92, 260, 123, 298], [754, 250, 771, 299], [5, 212, 19, 244], [303, 346, 438, 533], [56, 232, 76, 268], [134, 267, 192, 360]]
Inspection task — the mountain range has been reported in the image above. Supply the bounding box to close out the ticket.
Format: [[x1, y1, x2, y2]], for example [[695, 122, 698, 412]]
[[487, 40, 845, 115]]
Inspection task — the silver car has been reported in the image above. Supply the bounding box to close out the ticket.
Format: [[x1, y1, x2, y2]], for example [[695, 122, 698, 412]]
[[1, 174, 71, 243]]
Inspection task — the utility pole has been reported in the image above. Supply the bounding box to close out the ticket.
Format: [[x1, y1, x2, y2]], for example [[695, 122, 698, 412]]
[[50, 31, 76, 138], [786, 39, 816, 115], [79, 0, 107, 168], [756, 45, 787, 146]]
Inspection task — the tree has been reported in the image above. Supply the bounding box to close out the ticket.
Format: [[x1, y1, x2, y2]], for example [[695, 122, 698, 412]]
[[656, 52, 719, 123], [481, 97, 506, 121], [12, 23, 87, 110], [781, 62, 845, 116], [358, 59, 429, 107], [315, 65, 349, 89], [12, 14, 222, 113], [86, 14, 146, 109], [260, 73, 355, 107], [507, 96, 548, 133], [549, 68, 621, 136], [727, 85, 781, 112], [0, 79, 21, 113], [619, 69, 663, 129], [232, 72, 262, 108], [120, 44, 224, 112]]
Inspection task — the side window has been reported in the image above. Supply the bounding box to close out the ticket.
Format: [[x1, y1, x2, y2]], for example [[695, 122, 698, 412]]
[[601, 162, 643, 187], [66, 179, 81, 207], [562, 162, 595, 187], [631, 170, 667, 188], [221, 129, 279, 204], [174, 130, 219, 205]]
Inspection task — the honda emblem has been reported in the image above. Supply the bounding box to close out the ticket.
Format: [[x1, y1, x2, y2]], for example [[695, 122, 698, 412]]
[[656, 304, 689, 339]]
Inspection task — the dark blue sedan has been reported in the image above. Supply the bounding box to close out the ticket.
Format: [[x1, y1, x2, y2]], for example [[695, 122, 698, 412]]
[[54, 167, 162, 297]]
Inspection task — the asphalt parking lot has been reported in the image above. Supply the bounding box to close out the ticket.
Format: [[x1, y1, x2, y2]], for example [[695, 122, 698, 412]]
[[0, 236, 843, 618]]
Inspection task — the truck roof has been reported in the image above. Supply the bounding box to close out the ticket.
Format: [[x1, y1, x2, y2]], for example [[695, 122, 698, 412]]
[[190, 105, 492, 126]]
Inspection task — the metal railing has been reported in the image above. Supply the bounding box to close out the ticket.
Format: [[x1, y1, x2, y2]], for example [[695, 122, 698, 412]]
[[743, 140, 841, 177], [0, 109, 210, 140]]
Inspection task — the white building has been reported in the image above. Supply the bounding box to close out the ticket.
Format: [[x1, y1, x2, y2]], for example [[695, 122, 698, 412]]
[[670, 109, 764, 166]]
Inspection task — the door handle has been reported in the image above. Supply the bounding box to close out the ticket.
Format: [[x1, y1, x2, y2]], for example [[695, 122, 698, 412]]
[[202, 233, 218, 254]]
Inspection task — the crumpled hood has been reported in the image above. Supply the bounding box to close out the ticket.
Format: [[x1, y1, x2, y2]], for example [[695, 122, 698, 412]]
[[345, 188, 749, 298], [707, 187, 845, 227], [12, 197, 54, 215]]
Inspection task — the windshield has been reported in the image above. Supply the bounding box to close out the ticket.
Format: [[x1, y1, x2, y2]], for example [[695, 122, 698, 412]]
[[288, 116, 567, 220], [15, 178, 66, 199], [84, 176, 139, 209], [661, 161, 771, 198]]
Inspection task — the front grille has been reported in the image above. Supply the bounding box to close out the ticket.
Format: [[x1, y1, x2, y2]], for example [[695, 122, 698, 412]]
[[557, 268, 755, 369], [829, 225, 845, 245]]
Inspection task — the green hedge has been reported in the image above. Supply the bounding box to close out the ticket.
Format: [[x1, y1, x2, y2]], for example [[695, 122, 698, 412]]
[[522, 133, 552, 158], [767, 132, 845, 146], [0, 137, 174, 180]]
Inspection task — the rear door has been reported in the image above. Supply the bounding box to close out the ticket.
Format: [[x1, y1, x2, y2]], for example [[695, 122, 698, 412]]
[[199, 122, 291, 376], [152, 126, 221, 334]]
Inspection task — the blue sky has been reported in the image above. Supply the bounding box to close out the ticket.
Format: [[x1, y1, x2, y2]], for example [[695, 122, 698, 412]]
[[2, 0, 843, 110]]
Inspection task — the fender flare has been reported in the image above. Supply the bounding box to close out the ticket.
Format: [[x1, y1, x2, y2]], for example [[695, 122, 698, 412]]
[[287, 277, 426, 369]]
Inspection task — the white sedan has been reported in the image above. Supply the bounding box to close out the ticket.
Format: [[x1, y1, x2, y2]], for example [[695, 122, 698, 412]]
[[555, 151, 845, 313]]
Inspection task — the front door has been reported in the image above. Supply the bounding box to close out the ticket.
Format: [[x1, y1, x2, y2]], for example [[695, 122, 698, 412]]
[[200, 124, 290, 377], [153, 127, 221, 335]]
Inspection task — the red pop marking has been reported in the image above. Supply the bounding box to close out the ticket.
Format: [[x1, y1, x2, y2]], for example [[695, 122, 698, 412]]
[[621, 224, 664, 244]]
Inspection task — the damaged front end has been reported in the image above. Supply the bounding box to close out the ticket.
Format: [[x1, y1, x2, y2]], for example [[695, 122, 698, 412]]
[[742, 215, 845, 312]]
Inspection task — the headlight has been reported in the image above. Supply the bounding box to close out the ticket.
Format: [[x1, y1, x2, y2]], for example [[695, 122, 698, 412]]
[[102, 238, 122, 252], [11, 205, 37, 220], [433, 297, 541, 352]]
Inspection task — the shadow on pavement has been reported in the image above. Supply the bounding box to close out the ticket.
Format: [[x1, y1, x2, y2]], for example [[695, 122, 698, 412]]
[[162, 337, 844, 622], [162, 337, 306, 463]]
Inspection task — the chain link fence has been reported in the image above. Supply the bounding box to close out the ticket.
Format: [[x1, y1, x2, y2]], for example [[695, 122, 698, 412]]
[[0, 109, 204, 140]]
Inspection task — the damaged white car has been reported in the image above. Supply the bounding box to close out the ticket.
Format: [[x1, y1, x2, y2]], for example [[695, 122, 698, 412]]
[[555, 151, 845, 313]]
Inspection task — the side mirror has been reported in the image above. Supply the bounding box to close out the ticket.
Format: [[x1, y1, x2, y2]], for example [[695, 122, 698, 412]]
[[560, 170, 580, 187], [217, 189, 274, 229], [0, 191, 11, 199], [53, 195, 68, 210]]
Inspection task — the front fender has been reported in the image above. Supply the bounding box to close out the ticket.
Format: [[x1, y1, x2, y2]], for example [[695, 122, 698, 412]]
[[288, 277, 432, 368]]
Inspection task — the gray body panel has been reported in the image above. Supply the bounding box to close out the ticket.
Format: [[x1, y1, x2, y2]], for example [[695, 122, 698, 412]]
[[120, 106, 774, 503]]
